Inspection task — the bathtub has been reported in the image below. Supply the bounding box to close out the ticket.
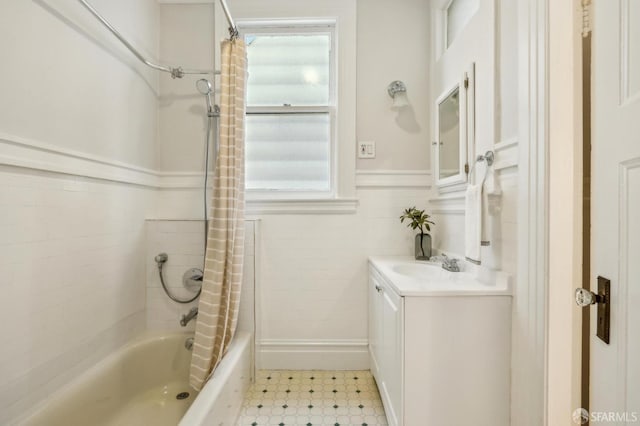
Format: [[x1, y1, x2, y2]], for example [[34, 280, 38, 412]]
[[180, 331, 252, 425], [18, 331, 252, 426]]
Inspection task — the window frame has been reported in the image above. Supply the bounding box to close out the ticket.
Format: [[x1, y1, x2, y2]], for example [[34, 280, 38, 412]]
[[239, 20, 338, 200]]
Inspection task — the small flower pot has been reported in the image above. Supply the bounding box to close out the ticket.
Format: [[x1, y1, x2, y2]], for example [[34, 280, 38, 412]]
[[415, 233, 432, 260]]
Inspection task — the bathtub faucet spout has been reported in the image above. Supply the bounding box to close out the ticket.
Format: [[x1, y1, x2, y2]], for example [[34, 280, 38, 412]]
[[180, 307, 198, 327]]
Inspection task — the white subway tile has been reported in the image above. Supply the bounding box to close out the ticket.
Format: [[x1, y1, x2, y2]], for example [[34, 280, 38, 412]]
[[0, 170, 149, 419]]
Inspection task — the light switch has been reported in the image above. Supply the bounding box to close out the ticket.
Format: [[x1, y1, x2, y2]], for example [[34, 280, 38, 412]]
[[358, 141, 375, 159]]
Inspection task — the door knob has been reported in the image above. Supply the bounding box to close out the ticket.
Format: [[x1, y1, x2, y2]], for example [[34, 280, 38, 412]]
[[575, 288, 603, 307], [575, 277, 611, 344]]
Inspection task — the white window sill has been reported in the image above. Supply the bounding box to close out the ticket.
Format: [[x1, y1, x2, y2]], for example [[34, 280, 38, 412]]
[[245, 198, 358, 215]]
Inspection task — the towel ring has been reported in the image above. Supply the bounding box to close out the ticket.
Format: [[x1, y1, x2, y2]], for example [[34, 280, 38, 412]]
[[468, 150, 495, 184]]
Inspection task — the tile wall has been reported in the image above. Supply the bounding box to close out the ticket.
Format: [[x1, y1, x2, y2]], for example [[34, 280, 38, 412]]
[[151, 183, 431, 369], [0, 166, 150, 423], [145, 219, 256, 334], [254, 187, 430, 368]]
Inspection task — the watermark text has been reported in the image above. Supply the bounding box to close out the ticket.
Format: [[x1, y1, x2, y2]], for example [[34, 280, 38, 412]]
[[573, 408, 639, 424]]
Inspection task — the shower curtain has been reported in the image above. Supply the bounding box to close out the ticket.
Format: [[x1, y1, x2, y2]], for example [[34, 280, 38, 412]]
[[189, 38, 247, 392]]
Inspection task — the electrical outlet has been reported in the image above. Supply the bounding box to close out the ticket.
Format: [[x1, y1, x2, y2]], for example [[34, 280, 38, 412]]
[[358, 141, 375, 159]]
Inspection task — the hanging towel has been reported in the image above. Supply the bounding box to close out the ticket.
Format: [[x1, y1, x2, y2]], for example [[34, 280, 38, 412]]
[[481, 189, 491, 246], [481, 166, 501, 245], [465, 183, 482, 264]]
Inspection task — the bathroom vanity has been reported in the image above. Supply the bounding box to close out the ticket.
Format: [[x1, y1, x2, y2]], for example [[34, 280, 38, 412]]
[[368, 257, 511, 426]]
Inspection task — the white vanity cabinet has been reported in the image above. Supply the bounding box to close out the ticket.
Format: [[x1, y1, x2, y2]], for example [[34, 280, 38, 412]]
[[369, 266, 404, 426], [368, 258, 511, 426]]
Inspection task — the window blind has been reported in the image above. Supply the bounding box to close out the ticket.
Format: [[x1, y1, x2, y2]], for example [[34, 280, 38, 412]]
[[245, 31, 333, 192]]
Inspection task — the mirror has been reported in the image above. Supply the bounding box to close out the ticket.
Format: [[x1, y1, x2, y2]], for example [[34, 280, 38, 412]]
[[438, 87, 461, 180], [434, 65, 473, 188]]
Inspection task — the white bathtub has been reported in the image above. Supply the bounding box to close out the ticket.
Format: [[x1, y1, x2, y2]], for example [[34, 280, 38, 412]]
[[180, 331, 252, 426], [18, 331, 252, 426]]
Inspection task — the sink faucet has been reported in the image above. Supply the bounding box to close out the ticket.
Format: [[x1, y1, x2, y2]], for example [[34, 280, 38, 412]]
[[180, 307, 198, 327], [442, 254, 460, 272]]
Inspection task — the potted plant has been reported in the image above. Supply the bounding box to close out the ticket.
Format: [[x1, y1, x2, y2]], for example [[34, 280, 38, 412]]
[[400, 207, 435, 260]]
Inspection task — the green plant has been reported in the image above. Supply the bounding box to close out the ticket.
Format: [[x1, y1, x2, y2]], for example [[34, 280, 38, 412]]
[[400, 207, 435, 259], [400, 207, 435, 235]]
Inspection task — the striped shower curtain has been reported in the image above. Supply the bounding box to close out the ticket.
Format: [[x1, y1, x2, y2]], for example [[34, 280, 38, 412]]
[[189, 38, 247, 391]]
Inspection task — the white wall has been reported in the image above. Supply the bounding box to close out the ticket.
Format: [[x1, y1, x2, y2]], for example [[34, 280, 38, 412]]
[[0, 0, 159, 421], [356, 0, 431, 171], [0, 0, 160, 169], [432, 0, 496, 153], [496, 0, 518, 142], [428, 0, 519, 278], [158, 4, 216, 173]]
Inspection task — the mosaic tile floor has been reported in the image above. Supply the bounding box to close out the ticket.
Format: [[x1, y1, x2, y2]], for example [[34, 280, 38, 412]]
[[237, 370, 388, 426]]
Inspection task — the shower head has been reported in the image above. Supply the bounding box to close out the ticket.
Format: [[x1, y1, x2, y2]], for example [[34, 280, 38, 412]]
[[196, 78, 212, 95], [196, 78, 213, 113]]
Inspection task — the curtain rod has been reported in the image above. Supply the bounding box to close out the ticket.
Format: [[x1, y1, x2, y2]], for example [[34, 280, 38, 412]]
[[77, 0, 217, 79], [219, 0, 239, 40]]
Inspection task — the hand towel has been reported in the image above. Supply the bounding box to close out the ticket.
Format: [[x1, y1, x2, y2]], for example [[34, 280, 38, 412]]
[[465, 183, 482, 264], [481, 167, 502, 245]]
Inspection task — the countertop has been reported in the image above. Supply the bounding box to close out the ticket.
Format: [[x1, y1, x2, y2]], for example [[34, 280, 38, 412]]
[[369, 256, 512, 297]]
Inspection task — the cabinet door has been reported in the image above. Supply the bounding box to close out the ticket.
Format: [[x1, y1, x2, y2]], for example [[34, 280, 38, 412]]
[[380, 282, 403, 426], [368, 267, 383, 379]]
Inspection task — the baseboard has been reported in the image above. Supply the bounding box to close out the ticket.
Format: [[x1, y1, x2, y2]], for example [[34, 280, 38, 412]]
[[257, 339, 369, 371]]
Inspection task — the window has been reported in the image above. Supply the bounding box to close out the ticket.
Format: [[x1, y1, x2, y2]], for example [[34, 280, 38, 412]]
[[446, 0, 479, 47], [241, 23, 336, 196]]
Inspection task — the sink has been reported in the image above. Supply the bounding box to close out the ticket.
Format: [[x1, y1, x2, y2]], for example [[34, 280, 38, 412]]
[[370, 256, 512, 296], [391, 262, 475, 284], [391, 263, 442, 280]]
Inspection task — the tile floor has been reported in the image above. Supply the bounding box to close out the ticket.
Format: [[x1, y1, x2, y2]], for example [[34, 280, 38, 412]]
[[237, 370, 388, 426]]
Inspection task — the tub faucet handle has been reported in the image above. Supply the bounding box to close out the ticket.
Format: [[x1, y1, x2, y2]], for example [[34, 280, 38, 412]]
[[180, 307, 199, 327]]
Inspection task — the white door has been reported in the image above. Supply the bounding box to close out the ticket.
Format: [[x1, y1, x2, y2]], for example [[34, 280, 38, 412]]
[[590, 0, 640, 422]]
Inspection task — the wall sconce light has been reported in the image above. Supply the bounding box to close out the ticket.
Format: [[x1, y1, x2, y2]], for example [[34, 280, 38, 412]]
[[387, 80, 409, 109]]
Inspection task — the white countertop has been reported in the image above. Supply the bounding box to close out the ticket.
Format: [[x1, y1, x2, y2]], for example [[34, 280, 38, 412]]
[[369, 256, 512, 297]]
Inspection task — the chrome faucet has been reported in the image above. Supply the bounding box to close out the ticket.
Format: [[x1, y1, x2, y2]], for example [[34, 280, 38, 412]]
[[442, 254, 461, 272], [180, 307, 198, 327]]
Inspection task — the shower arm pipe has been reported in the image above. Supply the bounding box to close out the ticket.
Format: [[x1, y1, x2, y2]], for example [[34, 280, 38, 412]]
[[76, 0, 214, 79], [219, 0, 239, 40]]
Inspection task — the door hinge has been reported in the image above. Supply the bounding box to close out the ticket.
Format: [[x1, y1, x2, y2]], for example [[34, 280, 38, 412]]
[[464, 163, 469, 174], [464, 76, 469, 89]]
